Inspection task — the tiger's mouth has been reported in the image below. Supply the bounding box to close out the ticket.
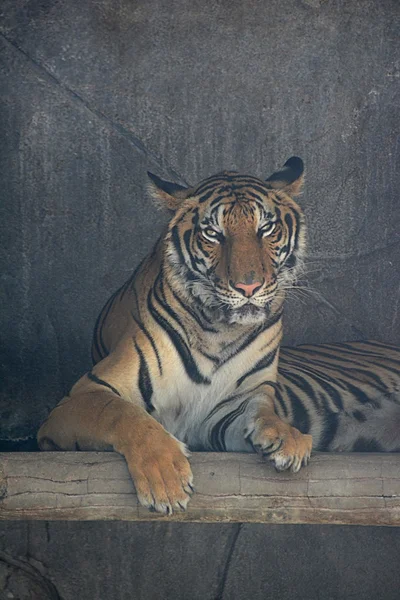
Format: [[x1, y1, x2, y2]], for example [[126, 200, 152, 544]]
[[201, 299, 272, 325], [223, 302, 271, 324], [185, 275, 276, 325]]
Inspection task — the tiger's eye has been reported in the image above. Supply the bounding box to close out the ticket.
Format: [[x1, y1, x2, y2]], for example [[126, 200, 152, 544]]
[[259, 223, 276, 237], [202, 227, 221, 242]]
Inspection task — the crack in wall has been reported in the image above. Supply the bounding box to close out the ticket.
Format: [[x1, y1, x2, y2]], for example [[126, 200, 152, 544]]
[[0, 31, 188, 186], [214, 523, 243, 600]]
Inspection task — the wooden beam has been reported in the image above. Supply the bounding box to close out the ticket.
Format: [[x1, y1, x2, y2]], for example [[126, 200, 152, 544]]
[[0, 452, 399, 525]]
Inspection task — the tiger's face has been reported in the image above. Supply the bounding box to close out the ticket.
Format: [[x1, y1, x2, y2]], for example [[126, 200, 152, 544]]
[[149, 158, 305, 325]]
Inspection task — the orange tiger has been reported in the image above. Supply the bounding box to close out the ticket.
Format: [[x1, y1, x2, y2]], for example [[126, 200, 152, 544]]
[[38, 157, 400, 513]]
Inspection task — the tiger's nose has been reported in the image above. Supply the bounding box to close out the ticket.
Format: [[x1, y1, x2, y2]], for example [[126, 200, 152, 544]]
[[232, 280, 264, 297]]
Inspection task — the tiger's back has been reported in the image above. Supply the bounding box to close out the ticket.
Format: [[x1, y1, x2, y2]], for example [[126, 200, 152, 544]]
[[278, 340, 400, 452]]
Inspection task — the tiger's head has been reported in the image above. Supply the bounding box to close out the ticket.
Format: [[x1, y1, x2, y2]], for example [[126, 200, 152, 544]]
[[148, 157, 305, 325]]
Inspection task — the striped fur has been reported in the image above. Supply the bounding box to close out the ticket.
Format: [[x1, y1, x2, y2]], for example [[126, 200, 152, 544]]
[[278, 341, 400, 452], [38, 157, 400, 514]]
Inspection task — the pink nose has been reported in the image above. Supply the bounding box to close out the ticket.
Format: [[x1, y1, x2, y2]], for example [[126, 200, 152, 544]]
[[233, 280, 263, 297]]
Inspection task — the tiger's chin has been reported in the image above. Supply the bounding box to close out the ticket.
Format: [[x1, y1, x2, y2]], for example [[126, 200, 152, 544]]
[[226, 303, 271, 325], [184, 277, 275, 326], [203, 302, 271, 326]]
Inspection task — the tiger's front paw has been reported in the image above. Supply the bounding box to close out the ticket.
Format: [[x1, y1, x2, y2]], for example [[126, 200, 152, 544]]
[[124, 430, 194, 515], [247, 418, 312, 473]]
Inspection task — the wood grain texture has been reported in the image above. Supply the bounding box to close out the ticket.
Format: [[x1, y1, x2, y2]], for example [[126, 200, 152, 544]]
[[0, 452, 399, 525]]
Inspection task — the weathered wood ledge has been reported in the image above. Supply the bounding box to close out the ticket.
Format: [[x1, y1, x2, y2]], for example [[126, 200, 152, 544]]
[[0, 452, 399, 526]]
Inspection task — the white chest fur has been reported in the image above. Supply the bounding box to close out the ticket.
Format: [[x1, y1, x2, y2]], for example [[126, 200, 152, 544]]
[[150, 320, 280, 447]]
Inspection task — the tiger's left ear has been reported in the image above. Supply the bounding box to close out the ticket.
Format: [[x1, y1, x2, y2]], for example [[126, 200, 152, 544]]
[[266, 157, 304, 197], [147, 172, 191, 211]]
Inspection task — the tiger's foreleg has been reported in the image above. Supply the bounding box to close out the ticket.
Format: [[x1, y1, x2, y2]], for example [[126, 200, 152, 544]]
[[246, 383, 312, 472], [209, 383, 312, 472], [38, 381, 193, 514]]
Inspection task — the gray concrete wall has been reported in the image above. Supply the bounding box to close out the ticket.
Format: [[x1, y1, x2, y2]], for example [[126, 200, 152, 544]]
[[0, 521, 400, 600]]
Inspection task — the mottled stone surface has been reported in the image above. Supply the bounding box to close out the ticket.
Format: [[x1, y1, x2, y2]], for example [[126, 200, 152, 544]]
[[0, 521, 400, 599], [0, 1, 399, 438]]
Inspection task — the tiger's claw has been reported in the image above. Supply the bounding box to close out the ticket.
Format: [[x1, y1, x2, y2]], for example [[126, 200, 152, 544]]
[[249, 417, 312, 473]]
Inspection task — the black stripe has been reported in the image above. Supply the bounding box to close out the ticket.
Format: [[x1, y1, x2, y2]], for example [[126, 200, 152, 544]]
[[191, 208, 200, 227], [93, 284, 126, 364], [198, 349, 221, 364], [91, 294, 116, 363], [232, 182, 277, 196], [279, 370, 321, 410], [279, 365, 344, 412], [317, 413, 340, 451], [204, 381, 272, 426], [280, 353, 359, 392], [352, 437, 384, 452], [308, 343, 400, 371], [196, 179, 275, 200], [194, 177, 228, 196], [154, 273, 190, 339], [293, 344, 398, 376], [171, 225, 187, 266], [87, 372, 122, 397], [130, 312, 163, 375], [245, 191, 271, 207], [169, 285, 219, 334], [291, 210, 301, 253], [96, 295, 118, 341], [197, 238, 210, 257], [287, 353, 381, 406], [147, 290, 210, 385], [91, 336, 103, 365], [283, 350, 390, 398], [284, 255, 297, 269], [236, 347, 278, 388], [210, 398, 250, 451], [199, 189, 218, 203], [221, 309, 283, 367], [209, 193, 231, 208], [355, 340, 400, 352], [204, 396, 238, 425], [134, 341, 155, 412], [183, 229, 201, 273], [218, 399, 250, 450], [284, 213, 294, 252], [284, 386, 310, 434], [345, 380, 381, 407], [353, 410, 367, 422], [339, 342, 400, 362], [274, 385, 289, 418]]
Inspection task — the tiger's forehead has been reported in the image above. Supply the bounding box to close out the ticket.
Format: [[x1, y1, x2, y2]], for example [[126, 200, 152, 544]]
[[192, 171, 273, 200], [190, 171, 280, 221]]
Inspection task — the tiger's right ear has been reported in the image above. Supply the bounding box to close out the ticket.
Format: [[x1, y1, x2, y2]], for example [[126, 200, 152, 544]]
[[147, 172, 190, 211]]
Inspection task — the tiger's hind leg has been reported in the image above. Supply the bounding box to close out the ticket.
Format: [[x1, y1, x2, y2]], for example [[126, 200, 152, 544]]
[[325, 395, 400, 453]]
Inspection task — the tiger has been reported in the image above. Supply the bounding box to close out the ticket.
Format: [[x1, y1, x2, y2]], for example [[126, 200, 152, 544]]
[[37, 157, 400, 514]]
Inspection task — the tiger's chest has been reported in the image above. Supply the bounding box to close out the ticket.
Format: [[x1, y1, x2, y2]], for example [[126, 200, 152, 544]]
[[148, 324, 279, 446]]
